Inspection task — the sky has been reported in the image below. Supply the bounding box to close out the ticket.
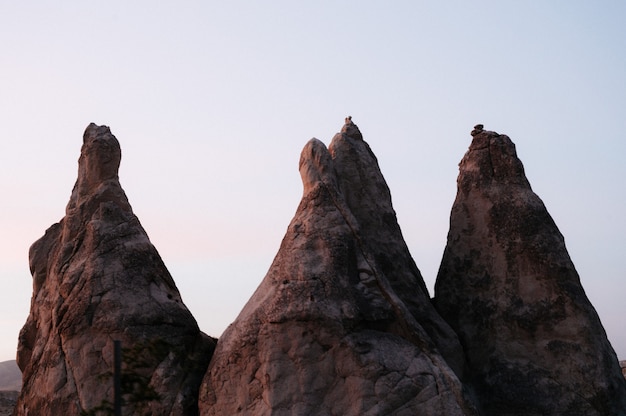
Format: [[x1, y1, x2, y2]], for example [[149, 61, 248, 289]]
[[1, 2, 625, 363]]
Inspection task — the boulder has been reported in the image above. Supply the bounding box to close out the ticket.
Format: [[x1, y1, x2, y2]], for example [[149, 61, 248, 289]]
[[198, 120, 477, 415], [434, 127, 626, 415], [15, 124, 215, 416]]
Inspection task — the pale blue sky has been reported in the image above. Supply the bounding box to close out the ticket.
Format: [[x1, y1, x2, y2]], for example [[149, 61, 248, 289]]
[[1, 2, 625, 362]]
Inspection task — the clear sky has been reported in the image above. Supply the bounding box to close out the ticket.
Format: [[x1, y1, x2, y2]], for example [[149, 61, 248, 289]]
[[1, 2, 625, 363]]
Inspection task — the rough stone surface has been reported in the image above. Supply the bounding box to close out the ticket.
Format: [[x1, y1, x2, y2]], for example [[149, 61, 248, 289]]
[[198, 120, 477, 415], [15, 124, 215, 416], [434, 127, 626, 416]]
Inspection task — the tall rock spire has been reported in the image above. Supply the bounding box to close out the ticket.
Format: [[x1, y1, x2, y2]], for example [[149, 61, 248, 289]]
[[15, 124, 215, 416], [329, 118, 465, 374], [199, 119, 477, 415], [434, 126, 626, 415]]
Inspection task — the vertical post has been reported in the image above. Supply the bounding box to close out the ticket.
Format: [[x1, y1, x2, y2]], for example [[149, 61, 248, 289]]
[[113, 340, 122, 416]]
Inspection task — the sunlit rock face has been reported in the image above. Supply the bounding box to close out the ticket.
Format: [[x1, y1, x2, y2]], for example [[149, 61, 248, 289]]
[[15, 124, 215, 416], [198, 120, 477, 416], [434, 127, 626, 416]]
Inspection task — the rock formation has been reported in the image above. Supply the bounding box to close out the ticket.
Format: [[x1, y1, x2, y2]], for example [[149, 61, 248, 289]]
[[15, 124, 215, 416], [198, 120, 477, 415], [16, 119, 626, 415], [434, 127, 626, 415]]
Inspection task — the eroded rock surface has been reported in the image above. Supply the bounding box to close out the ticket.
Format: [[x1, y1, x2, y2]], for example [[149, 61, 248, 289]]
[[198, 120, 477, 415], [434, 127, 626, 415], [15, 124, 215, 416]]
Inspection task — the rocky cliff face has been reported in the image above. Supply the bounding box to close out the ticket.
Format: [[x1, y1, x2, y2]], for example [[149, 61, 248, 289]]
[[15, 124, 215, 416], [198, 120, 477, 415], [434, 126, 626, 415]]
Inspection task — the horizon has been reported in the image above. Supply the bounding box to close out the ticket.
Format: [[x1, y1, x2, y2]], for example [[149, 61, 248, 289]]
[[1, 2, 625, 363]]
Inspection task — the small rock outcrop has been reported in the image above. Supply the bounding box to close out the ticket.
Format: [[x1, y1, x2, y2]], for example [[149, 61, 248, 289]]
[[434, 127, 626, 415], [198, 120, 477, 415], [15, 124, 215, 416]]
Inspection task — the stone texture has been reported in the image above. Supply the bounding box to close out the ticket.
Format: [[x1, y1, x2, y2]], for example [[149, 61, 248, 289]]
[[434, 127, 626, 415], [15, 124, 215, 416], [198, 120, 477, 416]]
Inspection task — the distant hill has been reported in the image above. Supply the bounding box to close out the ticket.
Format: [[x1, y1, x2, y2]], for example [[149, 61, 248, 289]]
[[0, 360, 21, 391]]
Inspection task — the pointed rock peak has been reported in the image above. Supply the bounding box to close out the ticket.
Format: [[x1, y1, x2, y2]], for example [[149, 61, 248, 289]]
[[77, 123, 121, 193], [459, 124, 528, 191], [329, 119, 465, 374], [341, 115, 363, 140], [298, 138, 339, 197], [83, 122, 114, 143], [470, 123, 484, 136], [64, 124, 130, 237]]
